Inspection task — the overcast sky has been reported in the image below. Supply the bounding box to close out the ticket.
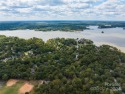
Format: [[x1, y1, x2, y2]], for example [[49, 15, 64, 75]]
[[0, 0, 125, 21]]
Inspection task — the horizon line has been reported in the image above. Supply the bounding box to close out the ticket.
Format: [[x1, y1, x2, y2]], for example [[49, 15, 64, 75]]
[[0, 20, 125, 22]]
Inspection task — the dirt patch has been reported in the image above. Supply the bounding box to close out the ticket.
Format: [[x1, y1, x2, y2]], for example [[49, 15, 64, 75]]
[[6, 79, 18, 87], [19, 83, 34, 94]]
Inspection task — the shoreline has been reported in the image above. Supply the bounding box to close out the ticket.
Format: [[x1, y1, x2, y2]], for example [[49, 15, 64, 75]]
[[95, 42, 125, 53], [0, 29, 125, 53]]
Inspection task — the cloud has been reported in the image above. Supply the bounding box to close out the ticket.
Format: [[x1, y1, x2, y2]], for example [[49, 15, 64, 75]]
[[0, 0, 125, 20], [93, 0, 125, 16]]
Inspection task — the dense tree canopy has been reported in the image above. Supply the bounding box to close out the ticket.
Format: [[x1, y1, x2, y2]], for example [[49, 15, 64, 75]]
[[0, 35, 125, 94]]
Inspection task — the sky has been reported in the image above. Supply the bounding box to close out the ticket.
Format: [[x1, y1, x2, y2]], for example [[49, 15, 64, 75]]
[[0, 0, 125, 21]]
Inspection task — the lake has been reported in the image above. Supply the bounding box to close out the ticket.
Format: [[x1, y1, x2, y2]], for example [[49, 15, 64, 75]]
[[0, 26, 125, 52]]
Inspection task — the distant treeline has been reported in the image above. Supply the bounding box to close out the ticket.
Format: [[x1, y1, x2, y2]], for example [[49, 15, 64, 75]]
[[97, 21, 125, 28], [0, 21, 87, 31], [0, 21, 125, 31]]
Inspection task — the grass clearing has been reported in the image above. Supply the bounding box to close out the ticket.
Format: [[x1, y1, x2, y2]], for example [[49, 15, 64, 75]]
[[0, 80, 42, 94], [0, 81, 24, 94]]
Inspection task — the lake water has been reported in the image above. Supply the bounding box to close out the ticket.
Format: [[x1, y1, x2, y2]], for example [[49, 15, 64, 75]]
[[0, 26, 125, 52]]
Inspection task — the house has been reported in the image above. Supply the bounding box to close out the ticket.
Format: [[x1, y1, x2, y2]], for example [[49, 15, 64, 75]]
[[24, 51, 34, 56]]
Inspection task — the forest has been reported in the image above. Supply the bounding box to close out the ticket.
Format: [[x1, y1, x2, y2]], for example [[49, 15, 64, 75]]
[[0, 21, 125, 31], [0, 21, 87, 31], [0, 35, 125, 94]]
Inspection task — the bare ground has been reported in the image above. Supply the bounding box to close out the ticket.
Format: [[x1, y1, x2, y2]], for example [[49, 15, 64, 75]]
[[19, 83, 34, 94], [6, 79, 18, 87]]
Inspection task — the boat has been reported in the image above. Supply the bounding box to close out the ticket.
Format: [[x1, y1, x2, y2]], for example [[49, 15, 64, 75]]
[[101, 31, 104, 33]]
